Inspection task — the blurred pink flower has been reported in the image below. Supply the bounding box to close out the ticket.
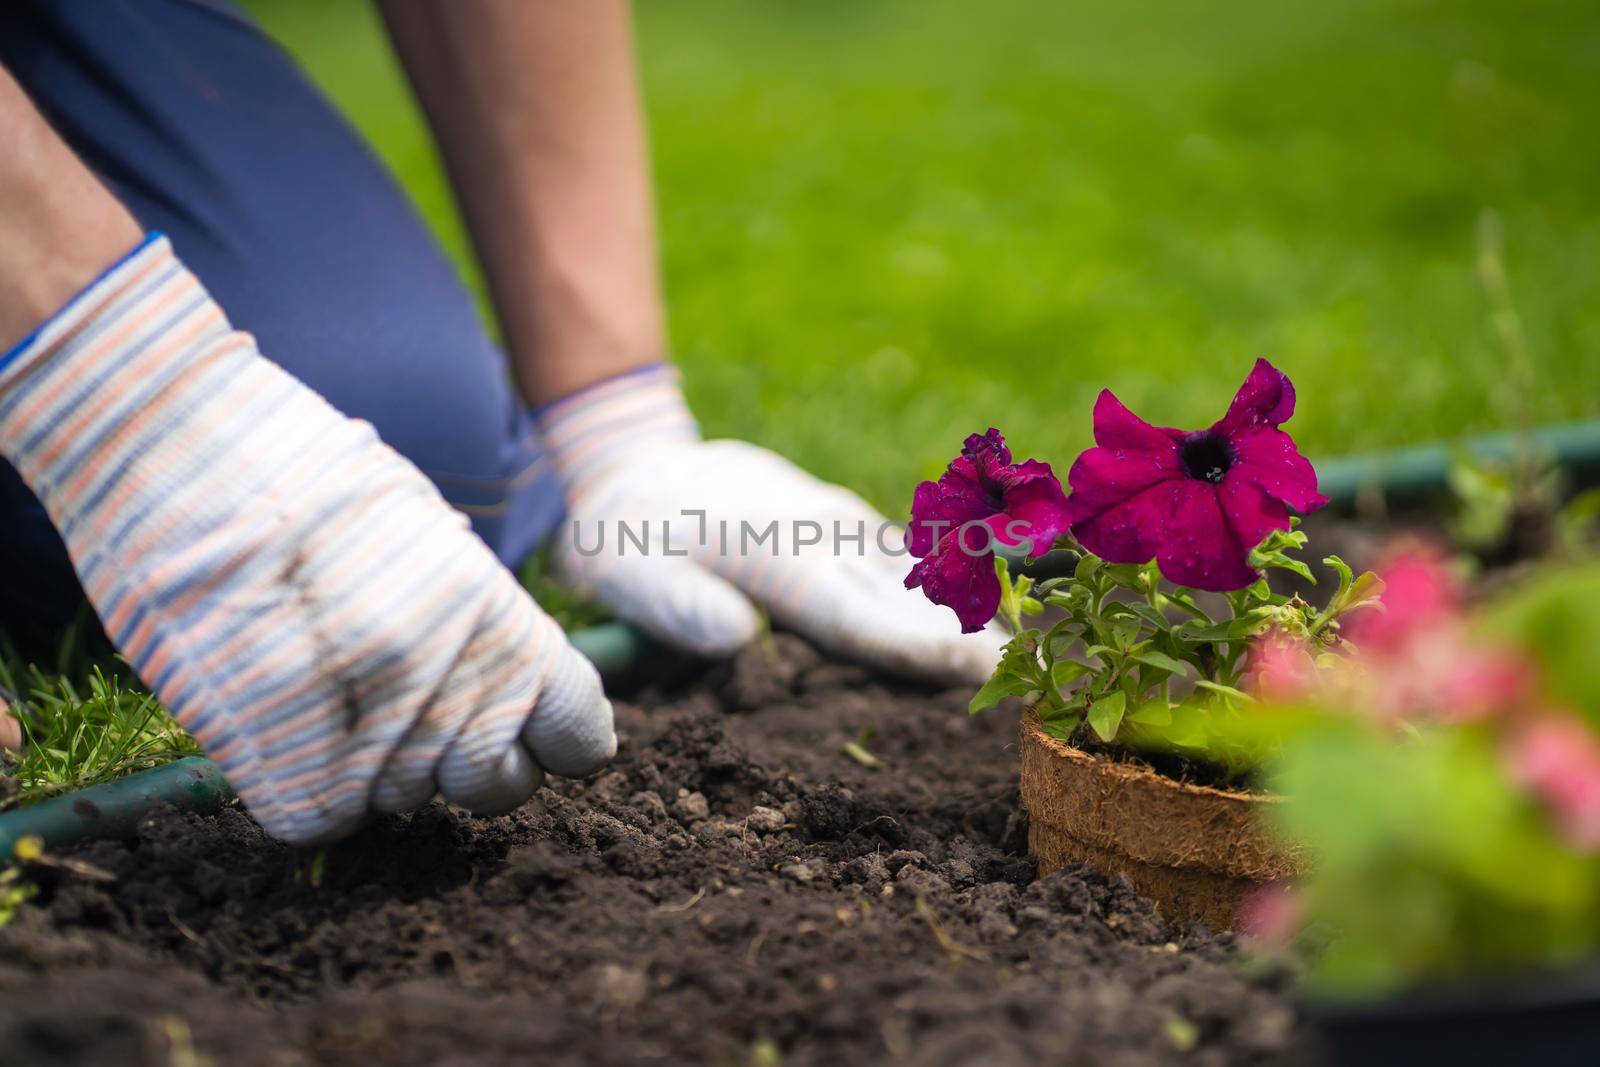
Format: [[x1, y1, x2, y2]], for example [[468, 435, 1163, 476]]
[[1428, 644, 1536, 723], [1349, 546, 1461, 654], [1505, 714, 1600, 851], [1238, 883, 1301, 946], [1246, 630, 1319, 702], [1346, 545, 1533, 723]]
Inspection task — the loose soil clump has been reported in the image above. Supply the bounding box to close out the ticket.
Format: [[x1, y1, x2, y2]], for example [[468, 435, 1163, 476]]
[[0, 636, 1300, 1066]]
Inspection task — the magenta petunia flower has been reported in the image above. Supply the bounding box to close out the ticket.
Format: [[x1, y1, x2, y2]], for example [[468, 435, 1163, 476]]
[[1065, 359, 1328, 592], [905, 429, 1071, 632]]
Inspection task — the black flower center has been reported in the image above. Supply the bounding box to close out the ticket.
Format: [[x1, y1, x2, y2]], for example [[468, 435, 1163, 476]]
[[1180, 431, 1234, 485]]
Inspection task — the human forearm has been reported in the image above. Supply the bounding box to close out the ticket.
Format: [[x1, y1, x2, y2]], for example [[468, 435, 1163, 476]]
[[377, 0, 666, 405], [0, 64, 142, 354]]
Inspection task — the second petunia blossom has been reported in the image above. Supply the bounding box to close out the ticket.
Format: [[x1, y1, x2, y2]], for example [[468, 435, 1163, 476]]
[[1065, 358, 1329, 592], [904, 429, 1071, 632]]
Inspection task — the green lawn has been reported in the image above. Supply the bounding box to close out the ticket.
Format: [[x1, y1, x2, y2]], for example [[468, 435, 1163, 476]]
[[242, 0, 1600, 511]]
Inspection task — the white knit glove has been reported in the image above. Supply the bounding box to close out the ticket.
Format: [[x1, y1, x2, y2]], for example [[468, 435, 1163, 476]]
[[538, 366, 1005, 684], [0, 236, 616, 844]]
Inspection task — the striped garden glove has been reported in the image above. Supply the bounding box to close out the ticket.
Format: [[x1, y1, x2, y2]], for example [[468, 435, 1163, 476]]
[[0, 236, 616, 844], [538, 365, 1006, 684]]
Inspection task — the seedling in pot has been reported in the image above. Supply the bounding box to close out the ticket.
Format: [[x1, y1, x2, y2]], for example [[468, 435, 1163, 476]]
[[905, 359, 1383, 767]]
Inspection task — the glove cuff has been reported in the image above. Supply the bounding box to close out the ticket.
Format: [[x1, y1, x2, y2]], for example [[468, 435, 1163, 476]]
[[0, 230, 172, 382], [535, 362, 698, 488], [0, 234, 238, 497]]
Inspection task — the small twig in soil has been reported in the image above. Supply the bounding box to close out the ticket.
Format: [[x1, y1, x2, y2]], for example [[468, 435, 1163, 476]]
[[841, 731, 886, 771], [656, 886, 707, 914], [253, 957, 308, 981], [166, 906, 205, 947], [913, 894, 988, 962], [852, 814, 900, 835], [11, 836, 114, 883]]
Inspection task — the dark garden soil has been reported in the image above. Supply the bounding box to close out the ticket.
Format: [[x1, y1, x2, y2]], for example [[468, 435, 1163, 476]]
[[0, 634, 1301, 1067]]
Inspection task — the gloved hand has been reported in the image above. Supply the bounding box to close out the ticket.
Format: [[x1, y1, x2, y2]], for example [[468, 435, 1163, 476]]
[[537, 365, 1005, 684], [0, 236, 616, 844]]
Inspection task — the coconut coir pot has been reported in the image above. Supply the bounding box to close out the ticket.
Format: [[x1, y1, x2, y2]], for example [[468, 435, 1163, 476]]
[[1019, 707, 1303, 930]]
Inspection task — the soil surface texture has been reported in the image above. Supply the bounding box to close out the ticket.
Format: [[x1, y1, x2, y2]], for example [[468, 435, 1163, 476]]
[[0, 636, 1301, 1067]]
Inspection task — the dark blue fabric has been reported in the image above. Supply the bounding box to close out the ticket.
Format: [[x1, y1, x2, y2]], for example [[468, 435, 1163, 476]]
[[0, 0, 564, 627]]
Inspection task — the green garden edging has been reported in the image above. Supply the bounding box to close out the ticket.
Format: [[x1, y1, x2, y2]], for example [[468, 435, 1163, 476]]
[[0, 621, 650, 863], [564, 619, 651, 677], [1315, 419, 1600, 511], [0, 755, 229, 863]]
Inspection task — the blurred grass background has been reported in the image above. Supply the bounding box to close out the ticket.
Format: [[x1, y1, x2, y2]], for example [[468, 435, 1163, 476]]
[[240, 0, 1600, 513]]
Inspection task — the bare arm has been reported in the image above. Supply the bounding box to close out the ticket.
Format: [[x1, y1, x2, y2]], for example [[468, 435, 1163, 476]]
[[376, 0, 666, 406], [0, 65, 143, 352]]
